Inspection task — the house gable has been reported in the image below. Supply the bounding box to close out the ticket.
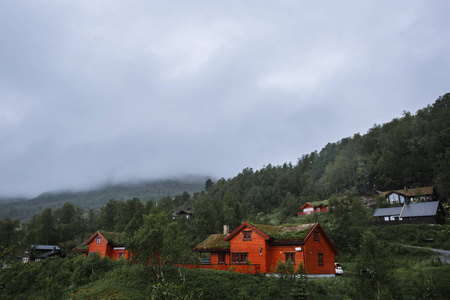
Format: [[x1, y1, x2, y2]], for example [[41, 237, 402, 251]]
[[303, 223, 338, 274], [225, 223, 270, 271], [85, 231, 109, 246], [83, 230, 130, 259], [381, 186, 436, 205], [303, 223, 339, 255], [85, 231, 109, 257], [224, 222, 270, 241]]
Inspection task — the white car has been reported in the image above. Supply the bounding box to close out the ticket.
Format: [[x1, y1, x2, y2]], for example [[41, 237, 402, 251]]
[[335, 263, 343, 276]]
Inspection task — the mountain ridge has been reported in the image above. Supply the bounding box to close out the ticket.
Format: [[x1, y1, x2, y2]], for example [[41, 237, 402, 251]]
[[0, 176, 209, 221]]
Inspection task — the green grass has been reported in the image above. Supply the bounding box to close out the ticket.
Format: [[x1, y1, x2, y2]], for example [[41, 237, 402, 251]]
[[370, 224, 450, 250]]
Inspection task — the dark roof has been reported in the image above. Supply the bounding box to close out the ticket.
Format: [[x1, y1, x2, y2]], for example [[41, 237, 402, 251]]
[[380, 186, 434, 198], [193, 234, 229, 251], [401, 201, 442, 217], [373, 201, 444, 218], [31, 245, 61, 251], [373, 207, 403, 217]]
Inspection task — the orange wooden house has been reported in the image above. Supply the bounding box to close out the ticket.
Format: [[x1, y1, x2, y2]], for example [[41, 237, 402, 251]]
[[194, 222, 338, 275], [81, 231, 131, 260], [297, 201, 329, 216]]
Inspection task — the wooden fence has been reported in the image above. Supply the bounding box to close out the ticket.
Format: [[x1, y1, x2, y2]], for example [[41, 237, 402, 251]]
[[178, 263, 260, 274]]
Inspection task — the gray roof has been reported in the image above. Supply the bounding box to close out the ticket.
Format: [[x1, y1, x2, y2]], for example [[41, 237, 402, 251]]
[[373, 201, 443, 218], [373, 206, 402, 217], [32, 245, 61, 251], [401, 201, 441, 218]]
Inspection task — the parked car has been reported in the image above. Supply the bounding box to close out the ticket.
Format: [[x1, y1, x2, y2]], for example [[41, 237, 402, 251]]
[[335, 263, 343, 276]]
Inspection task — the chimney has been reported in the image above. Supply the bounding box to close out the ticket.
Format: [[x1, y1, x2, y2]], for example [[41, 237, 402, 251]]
[[404, 186, 407, 192], [223, 225, 229, 235]]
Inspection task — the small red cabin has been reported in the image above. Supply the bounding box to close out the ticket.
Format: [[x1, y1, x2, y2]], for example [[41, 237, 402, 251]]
[[297, 201, 328, 216], [83, 231, 131, 260], [194, 222, 338, 275]]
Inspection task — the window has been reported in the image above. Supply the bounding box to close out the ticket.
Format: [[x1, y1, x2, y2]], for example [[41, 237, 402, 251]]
[[390, 216, 395, 221], [384, 216, 389, 221], [232, 253, 248, 264], [96, 237, 101, 244], [314, 231, 319, 242], [243, 231, 252, 241], [218, 253, 226, 264], [118, 252, 124, 259], [318, 253, 324, 266], [285, 252, 295, 265]]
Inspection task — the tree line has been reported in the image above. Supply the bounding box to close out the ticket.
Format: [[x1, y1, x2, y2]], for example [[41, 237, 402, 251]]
[[2, 93, 450, 257]]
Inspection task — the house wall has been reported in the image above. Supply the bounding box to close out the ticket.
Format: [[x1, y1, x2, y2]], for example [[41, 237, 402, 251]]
[[228, 224, 335, 274], [87, 236, 130, 259], [88, 238, 108, 257], [267, 244, 305, 272], [210, 252, 229, 264], [303, 230, 335, 274], [374, 215, 444, 225], [229, 225, 269, 272], [108, 249, 131, 260], [298, 204, 328, 216]]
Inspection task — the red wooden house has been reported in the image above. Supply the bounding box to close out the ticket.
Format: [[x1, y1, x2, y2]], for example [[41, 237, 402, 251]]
[[194, 222, 338, 275], [83, 231, 131, 260], [297, 201, 329, 216]]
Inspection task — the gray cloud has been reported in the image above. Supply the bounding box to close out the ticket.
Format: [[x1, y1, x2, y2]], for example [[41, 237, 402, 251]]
[[1, 1, 449, 196]]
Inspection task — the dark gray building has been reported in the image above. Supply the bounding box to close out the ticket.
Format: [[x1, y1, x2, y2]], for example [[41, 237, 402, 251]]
[[373, 201, 445, 225]]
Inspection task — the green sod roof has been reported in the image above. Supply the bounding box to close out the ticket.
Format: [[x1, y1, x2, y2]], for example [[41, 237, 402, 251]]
[[99, 231, 127, 245], [250, 223, 316, 242], [307, 200, 329, 207], [193, 234, 230, 251]]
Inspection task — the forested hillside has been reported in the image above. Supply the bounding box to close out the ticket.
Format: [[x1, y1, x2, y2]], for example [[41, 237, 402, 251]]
[[0, 177, 207, 221], [1, 94, 449, 299], [189, 93, 450, 232]]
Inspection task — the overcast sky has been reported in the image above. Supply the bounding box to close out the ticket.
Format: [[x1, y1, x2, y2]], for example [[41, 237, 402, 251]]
[[1, 1, 449, 197]]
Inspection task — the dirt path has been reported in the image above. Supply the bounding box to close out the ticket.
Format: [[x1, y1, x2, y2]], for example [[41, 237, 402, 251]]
[[404, 245, 450, 263]]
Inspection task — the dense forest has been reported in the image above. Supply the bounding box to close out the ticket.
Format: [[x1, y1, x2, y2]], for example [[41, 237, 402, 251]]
[[1, 94, 449, 299]]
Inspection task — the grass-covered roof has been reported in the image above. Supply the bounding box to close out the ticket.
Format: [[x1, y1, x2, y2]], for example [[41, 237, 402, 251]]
[[193, 234, 229, 251], [307, 200, 329, 207], [100, 231, 128, 245], [250, 223, 316, 242]]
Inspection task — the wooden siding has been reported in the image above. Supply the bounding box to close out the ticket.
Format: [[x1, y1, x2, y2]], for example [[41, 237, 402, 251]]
[[228, 225, 269, 272], [298, 203, 328, 216], [303, 229, 335, 274], [210, 252, 229, 264], [85, 231, 131, 260], [87, 237, 108, 257], [267, 244, 305, 271]]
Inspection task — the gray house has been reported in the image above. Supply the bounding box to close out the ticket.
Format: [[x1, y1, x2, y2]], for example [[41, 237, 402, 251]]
[[373, 201, 445, 225], [19, 245, 61, 263]]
